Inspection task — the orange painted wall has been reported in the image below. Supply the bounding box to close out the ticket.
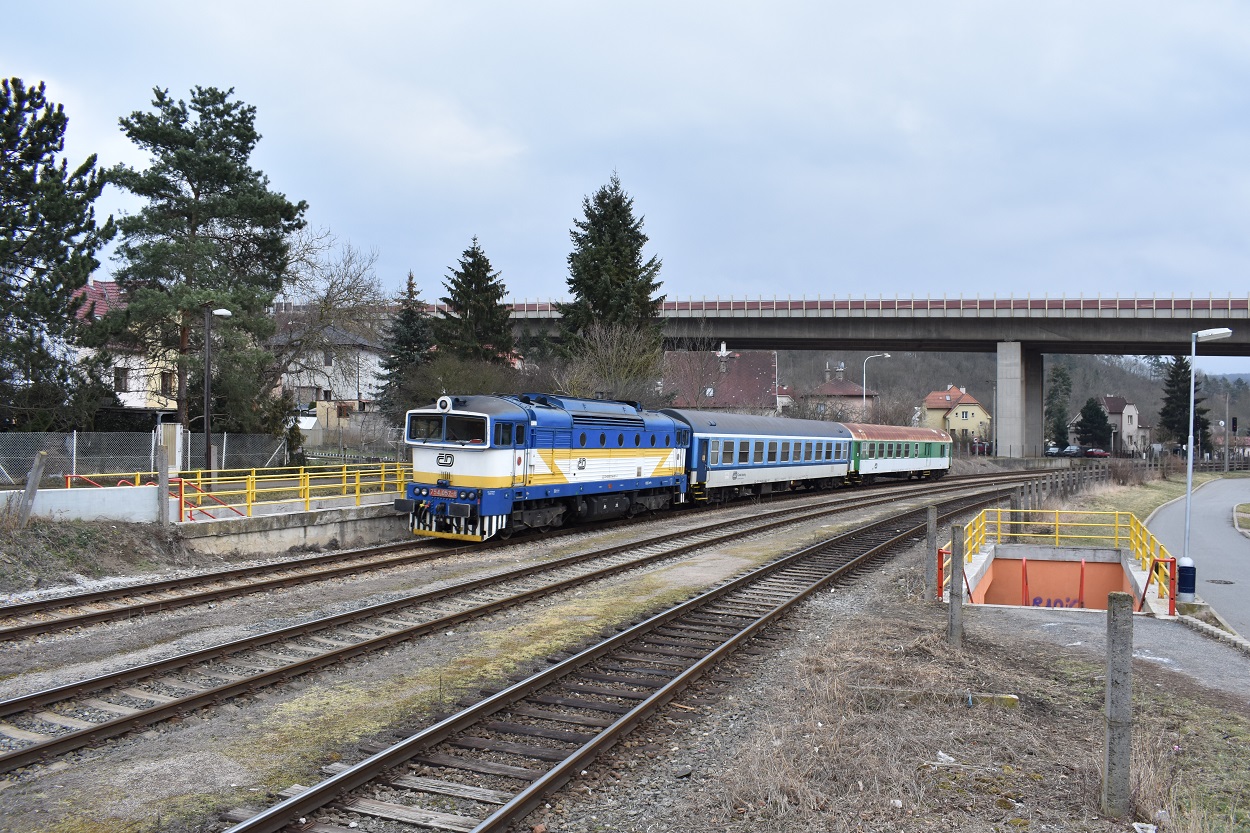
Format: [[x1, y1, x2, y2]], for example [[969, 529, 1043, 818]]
[[975, 559, 1131, 610]]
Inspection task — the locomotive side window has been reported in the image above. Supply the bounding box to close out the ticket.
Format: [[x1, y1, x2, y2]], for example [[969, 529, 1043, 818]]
[[767, 442, 777, 463], [494, 423, 512, 446], [579, 432, 587, 447], [650, 435, 657, 447], [600, 432, 607, 446], [617, 433, 625, 447], [665, 435, 672, 447], [710, 440, 720, 465], [516, 425, 526, 444], [780, 442, 790, 463], [634, 433, 641, 446], [407, 415, 442, 442]]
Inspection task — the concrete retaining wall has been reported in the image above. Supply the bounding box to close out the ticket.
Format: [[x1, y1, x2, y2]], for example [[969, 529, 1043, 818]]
[[0, 484, 162, 523], [176, 503, 412, 556]]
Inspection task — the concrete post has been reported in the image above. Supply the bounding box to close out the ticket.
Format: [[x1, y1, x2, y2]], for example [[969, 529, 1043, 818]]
[[948, 524, 964, 648], [1102, 592, 1134, 818], [925, 505, 938, 600], [157, 446, 170, 528], [17, 451, 47, 530]]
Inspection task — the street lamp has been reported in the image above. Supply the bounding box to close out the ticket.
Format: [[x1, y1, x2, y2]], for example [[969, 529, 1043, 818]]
[[203, 306, 233, 473], [862, 353, 890, 420], [1182, 326, 1233, 602]]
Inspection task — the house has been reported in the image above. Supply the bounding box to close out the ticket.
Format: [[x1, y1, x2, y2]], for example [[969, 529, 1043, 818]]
[[920, 385, 991, 442], [798, 361, 876, 421], [76, 279, 179, 415], [663, 346, 790, 415], [1067, 395, 1151, 454]]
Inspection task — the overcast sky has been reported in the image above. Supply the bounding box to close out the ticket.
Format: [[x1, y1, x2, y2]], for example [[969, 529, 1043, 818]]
[[8, 1, 1250, 371]]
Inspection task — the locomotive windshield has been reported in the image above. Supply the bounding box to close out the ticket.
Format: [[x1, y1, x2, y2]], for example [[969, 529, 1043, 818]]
[[405, 413, 488, 444]]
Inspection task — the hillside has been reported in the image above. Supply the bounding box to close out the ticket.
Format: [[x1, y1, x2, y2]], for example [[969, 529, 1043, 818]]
[[780, 349, 1248, 441]]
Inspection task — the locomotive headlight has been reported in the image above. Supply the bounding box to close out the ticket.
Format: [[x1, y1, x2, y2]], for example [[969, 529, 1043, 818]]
[[420, 488, 428, 496], [468, 490, 477, 500], [458, 490, 466, 499]]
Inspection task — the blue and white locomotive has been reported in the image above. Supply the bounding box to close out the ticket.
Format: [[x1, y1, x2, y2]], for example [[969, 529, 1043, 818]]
[[394, 394, 688, 540], [396, 392, 951, 542]]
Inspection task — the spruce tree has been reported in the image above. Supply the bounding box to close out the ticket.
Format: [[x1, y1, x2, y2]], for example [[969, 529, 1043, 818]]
[[1073, 397, 1113, 448], [1158, 355, 1212, 451], [1043, 363, 1073, 447], [558, 173, 664, 340], [0, 78, 116, 429], [101, 86, 307, 432], [377, 271, 435, 420], [433, 237, 514, 363]]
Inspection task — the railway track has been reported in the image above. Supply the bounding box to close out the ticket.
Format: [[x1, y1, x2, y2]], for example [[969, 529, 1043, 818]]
[[222, 492, 997, 833], [0, 478, 1015, 775], [0, 470, 1036, 641]]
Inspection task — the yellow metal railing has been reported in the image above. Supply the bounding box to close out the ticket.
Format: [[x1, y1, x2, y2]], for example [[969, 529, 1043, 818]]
[[66, 462, 412, 521], [939, 509, 1176, 612]]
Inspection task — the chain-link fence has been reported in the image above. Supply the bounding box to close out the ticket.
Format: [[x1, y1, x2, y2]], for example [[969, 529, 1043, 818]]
[[301, 424, 406, 463], [0, 430, 287, 486]]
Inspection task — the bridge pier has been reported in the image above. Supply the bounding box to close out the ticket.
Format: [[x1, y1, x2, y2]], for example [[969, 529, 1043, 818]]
[[996, 342, 1044, 457]]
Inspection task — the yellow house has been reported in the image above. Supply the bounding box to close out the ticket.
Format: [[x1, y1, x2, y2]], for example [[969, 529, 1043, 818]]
[[920, 385, 991, 442]]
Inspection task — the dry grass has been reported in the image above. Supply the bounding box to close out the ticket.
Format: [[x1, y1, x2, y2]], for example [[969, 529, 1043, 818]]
[[707, 593, 1250, 832]]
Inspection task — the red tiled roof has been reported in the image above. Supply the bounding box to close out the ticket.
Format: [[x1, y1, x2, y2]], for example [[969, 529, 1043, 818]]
[[665, 350, 788, 409], [74, 279, 123, 320], [923, 385, 982, 410]]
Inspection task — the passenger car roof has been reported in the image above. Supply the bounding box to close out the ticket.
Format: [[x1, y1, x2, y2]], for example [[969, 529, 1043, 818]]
[[661, 409, 853, 439]]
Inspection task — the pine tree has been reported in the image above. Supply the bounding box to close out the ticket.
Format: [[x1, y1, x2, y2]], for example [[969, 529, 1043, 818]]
[[557, 173, 664, 340], [1074, 398, 1113, 447], [1043, 363, 1073, 446], [0, 78, 116, 429], [100, 86, 307, 432], [1158, 355, 1212, 451], [433, 237, 514, 363], [377, 271, 435, 419]]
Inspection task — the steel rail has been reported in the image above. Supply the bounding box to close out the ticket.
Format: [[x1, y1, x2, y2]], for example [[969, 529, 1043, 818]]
[[0, 470, 1035, 641], [0, 480, 1012, 774], [224, 492, 999, 833]]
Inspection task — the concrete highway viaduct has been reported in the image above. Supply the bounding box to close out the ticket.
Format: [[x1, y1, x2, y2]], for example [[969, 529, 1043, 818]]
[[512, 295, 1250, 457]]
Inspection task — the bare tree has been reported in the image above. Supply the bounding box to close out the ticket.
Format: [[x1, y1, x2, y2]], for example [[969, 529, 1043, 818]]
[[660, 323, 724, 409], [543, 323, 666, 406], [268, 229, 389, 393]]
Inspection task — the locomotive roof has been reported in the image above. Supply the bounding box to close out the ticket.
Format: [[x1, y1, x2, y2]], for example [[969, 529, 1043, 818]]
[[840, 423, 952, 442], [661, 409, 853, 439], [411, 396, 530, 419]]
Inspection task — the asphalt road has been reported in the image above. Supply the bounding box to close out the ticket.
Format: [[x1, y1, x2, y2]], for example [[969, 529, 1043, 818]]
[[1146, 476, 1250, 638]]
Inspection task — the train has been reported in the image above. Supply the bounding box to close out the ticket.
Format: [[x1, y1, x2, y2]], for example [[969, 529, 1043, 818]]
[[393, 393, 952, 541]]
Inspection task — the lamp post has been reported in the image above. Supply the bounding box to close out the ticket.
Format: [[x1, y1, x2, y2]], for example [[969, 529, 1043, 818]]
[[862, 353, 890, 420], [1182, 326, 1233, 602], [203, 305, 233, 473]]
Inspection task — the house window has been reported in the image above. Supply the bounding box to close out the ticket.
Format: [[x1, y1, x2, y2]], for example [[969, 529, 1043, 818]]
[[322, 390, 333, 401], [160, 371, 175, 396], [323, 351, 334, 367], [336, 403, 352, 418], [961, 410, 969, 420], [704, 387, 714, 398], [113, 367, 129, 393], [1128, 415, 1133, 425]]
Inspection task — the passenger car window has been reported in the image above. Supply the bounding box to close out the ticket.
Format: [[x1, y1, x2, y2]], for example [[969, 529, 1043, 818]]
[[710, 440, 720, 465]]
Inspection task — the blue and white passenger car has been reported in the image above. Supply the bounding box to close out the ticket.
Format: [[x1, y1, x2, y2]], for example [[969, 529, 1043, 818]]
[[396, 394, 688, 541], [662, 409, 854, 502]]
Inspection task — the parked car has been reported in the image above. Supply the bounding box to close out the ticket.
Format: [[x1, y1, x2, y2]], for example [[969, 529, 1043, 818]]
[[1045, 445, 1060, 457], [1060, 445, 1084, 457], [1084, 447, 1110, 458]]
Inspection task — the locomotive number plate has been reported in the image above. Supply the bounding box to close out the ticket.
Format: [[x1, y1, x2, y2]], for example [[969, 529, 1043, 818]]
[[428, 487, 457, 498]]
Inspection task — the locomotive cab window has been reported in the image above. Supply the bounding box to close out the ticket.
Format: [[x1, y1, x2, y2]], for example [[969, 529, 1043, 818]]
[[445, 416, 486, 444], [515, 425, 525, 445], [407, 414, 442, 442]]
